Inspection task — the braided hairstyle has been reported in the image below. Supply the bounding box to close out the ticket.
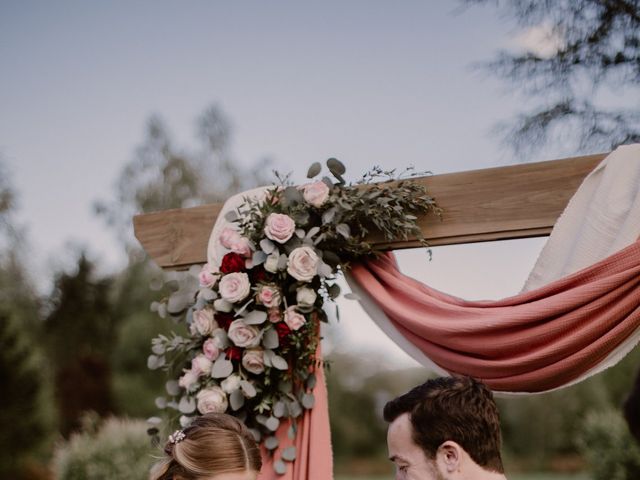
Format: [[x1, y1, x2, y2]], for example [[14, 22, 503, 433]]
[[149, 413, 262, 480]]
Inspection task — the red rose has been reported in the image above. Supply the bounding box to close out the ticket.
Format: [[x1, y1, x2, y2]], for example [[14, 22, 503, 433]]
[[220, 253, 246, 274], [275, 321, 291, 341], [226, 347, 242, 362], [215, 312, 235, 331]]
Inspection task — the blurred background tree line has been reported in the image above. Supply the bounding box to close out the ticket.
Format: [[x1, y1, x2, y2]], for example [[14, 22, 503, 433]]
[[1, 1, 639, 478]]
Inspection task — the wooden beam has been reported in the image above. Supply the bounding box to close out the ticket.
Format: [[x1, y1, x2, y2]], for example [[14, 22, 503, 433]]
[[134, 153, 607, 269]]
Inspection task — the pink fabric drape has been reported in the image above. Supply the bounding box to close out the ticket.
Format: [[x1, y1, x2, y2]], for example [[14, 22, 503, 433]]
[[258, 342, 333, 480], [349, 240, 640, 392]]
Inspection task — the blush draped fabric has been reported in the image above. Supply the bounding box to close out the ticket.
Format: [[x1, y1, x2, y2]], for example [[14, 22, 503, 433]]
[[348, 240, 640, 393], [258, 341, 333, 480]]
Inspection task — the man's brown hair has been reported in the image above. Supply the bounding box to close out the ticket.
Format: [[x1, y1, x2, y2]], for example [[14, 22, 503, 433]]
[[383, 375, 504, 473]]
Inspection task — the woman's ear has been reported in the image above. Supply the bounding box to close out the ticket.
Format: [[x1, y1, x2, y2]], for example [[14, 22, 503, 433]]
[[436, 440, 463, 474]]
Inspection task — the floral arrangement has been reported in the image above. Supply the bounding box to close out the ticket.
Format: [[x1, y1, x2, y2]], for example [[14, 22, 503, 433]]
[[147, 158, 439, 474]]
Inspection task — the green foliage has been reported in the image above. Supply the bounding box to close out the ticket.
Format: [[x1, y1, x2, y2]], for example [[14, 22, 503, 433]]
[[467, 0, 640, 155], [45, 254, 117, 435], [53, 416, 155, 480], [576, 408, 640, 480], [0, 314, 55, 476]]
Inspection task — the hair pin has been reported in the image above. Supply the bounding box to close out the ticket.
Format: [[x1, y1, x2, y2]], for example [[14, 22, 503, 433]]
[[168, 429, 186, 444]]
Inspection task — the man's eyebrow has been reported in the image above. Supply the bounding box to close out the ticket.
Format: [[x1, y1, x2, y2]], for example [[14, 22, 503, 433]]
[[389, 454, 409, 463]]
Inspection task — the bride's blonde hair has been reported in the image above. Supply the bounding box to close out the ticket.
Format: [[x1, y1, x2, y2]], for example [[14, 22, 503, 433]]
[[149, 413, 262, 480]]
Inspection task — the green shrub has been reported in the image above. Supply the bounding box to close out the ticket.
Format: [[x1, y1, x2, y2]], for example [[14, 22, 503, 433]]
[[53, 416, 156, 480], [576, 408, 640, 480]]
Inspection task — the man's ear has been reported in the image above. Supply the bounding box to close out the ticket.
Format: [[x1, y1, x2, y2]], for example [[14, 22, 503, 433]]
[[436, 441, 463, 473]]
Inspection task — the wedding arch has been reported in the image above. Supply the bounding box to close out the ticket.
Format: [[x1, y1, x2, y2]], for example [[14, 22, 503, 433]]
[[134, 148, 640, 479]]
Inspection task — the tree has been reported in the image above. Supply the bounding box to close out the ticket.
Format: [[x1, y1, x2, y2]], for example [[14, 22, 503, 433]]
[[44, 253, 116, 436], [466, 0, 640, 156]]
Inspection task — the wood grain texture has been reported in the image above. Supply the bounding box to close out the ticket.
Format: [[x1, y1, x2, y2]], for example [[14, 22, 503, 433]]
[[134, 153, 607, 269]]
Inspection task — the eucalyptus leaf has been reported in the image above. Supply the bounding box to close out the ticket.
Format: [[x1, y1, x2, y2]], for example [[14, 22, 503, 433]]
[[230, 389, 245, 411], [277, 253, 288, 270], [326, 157, 345, 174], [284, 186, 303, 204], [224, 210, 238, 222], [263, 349, 273, 367], [166, 380, 180, 396], [336, 223, 351, 239], [282, 446, 297, 462], [321, 207, 337, 224], [179, 415, 194, 428], [155, 397, 167, 409], [260, 238, 276, 254], [211, 357, 234, 378], [271, 354, 289, 371], [287, 400, 303, 418], [213, 298, 233, 312], [344, 292, 361, 300], [262, 328, 279, 349], [167, 293, 190, 315], [243, 310, 267, 325], [264, 436, 279, 450], [306, 373, 317, 390], [252, 250, 267, 266], [178, 396, 196, 414], [240, 380, 257, 398], [274, 460, 287, 475], [265, 416, 280, 432], [147, 416, 162, 425], [306, 226, 320, 238], [327, 283, 341, 299], [295, 228, 305, 239], [278, 380, 292, 394], [317, 261, 333, 278], [157, 303, 167, 319], [273, 401, 286, 418], [151, 343, 165, 355], [256, 414, 268, 426], [307, 162, 322, 178], [147, 355, 164, 370], [198, 288, 217, 301], [301, 393, 315, 409]]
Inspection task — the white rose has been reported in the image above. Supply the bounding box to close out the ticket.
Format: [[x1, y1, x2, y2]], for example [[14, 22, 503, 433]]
[[229, 236, 252, 258], [191, 354, 212, 376], [257, 284, 282, 308], [202, 337, 221, 361], [296, 287, 317, 307], [264, 213, 296, 244], [302, 181, 330, 207], [287, 246, 319, 282], [221, 373, 242, 393], [219, 272, 251, 303], [190, 308, 217, 336], [219, 227, 240, 249], [196, 386, 228, 414], [178, 369, 199, 391], [228, 320, 261, 348], [284, 306, 306, 331], [264, 253, 280, 273], [242, 349, 265, 375]]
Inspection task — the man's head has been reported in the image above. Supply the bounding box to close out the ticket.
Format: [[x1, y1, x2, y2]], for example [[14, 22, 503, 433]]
[[384, 375, 505, 480]]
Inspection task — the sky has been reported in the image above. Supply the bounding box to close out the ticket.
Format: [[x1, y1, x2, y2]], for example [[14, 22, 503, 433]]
[[1, 1, 577, 366]]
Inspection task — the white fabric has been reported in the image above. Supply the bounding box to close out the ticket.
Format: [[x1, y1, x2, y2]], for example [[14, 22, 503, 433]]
[[207, 186, 270, 267], [522, 144, 640, 291]]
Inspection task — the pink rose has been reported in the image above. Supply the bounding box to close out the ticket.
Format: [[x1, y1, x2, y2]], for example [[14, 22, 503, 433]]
[[219, 227, 240, 249], [198, 263, 219, 288], [228, 320, 261, 348], [196, 386, 228, 414], [284, 306, 306, 331], [264, 213, 296, 244], [302, 181, 330, 207], [268, 307, 282, 323], [178, 369, 199, 390], [242, 349, 265, 375], [190, 308, 217, 336], [203, 337, 221, 361], [191, 354, 213, 376], [256, 284, 281, 308], [219, 272, 251, 303], [287, 246, 319, 282], [229, 236, 252, 258]]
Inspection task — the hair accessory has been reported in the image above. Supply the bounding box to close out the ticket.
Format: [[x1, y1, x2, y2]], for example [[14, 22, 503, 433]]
[[168, 429, 186, 444]]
